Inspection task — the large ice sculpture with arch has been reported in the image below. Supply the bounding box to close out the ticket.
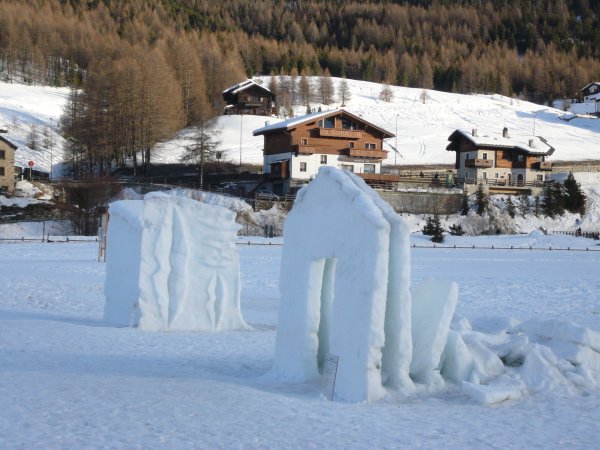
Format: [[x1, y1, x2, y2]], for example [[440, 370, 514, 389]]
[[273, 167, 416, 402]]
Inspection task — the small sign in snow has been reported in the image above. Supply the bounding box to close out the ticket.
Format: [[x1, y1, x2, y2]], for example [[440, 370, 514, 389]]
[[28, 160, 35, 167], [321, 353, 339, 401]]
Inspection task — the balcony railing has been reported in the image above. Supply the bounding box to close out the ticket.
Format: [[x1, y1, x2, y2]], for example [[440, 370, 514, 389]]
[[319, 128, 363, 139], [347, 148, 387, 159], [465, 158, 493, 168], [292, 144, 316, 154]]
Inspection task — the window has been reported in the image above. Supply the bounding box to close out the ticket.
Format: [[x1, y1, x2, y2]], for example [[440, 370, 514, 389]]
[[364, 164, 376, 174], [341, 118, 354, 130], [482, 152, 488, 160], [301, 138, 308, 145], [300, 162, 307, 172], [349, 141, 354, 148], [517, 154, 524, 162], [364, 143, 376, 150], [0, 150, 4, 159], [537, 174, 543, 181], [0, 167, 4, 176], [319, 118, 334, 129], [482, 172, 487, 179], [341, 164, 354, 172], [320, 155, 327, 164], [495, 173, 499, 178]]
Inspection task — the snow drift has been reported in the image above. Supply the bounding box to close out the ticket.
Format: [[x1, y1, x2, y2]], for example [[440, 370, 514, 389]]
[[104, 194, 247, 332]]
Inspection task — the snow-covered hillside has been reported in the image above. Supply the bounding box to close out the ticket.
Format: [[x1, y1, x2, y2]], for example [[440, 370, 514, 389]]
[[2, 77, 600, 176], [155, 76, 600, 167], [0, 82, 68, 177]]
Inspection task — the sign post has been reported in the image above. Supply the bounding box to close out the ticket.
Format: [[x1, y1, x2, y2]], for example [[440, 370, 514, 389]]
[[321, 353, 339, 401], [28, 160, 34, 181]]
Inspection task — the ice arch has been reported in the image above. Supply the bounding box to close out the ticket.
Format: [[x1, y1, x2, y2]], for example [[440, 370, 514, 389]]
[[273, 167, 413, 401], [103, 194, 247, 332]]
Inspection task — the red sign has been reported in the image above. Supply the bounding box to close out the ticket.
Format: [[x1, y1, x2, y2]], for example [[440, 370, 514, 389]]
[[28, 160, 34, 167]]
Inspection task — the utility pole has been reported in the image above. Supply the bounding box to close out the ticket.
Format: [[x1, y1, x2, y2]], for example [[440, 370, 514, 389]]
[[395, 114, 398, 169], [239, 114, 243, 171]]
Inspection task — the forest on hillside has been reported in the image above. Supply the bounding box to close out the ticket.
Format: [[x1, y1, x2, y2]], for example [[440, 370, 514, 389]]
[[1, 0, 599, 175]]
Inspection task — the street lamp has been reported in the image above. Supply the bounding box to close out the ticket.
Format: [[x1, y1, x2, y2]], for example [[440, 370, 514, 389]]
[[395, 114, 398, 169]]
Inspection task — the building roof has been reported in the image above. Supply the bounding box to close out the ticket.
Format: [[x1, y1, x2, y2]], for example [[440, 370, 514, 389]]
[[0, 134, 18, 150], [252, 108, 395, 138], [446, 129, 554, 156], [222, 79, 273, 96], [579, 82, 600, 93]]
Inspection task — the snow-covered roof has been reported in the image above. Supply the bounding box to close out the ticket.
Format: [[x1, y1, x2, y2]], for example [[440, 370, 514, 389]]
[[447, 129, 554, 156], [0, 134, 18, 149], [222, 79, 272, 96], [252, 108, 395, 138], [579, 82, 600, 92]]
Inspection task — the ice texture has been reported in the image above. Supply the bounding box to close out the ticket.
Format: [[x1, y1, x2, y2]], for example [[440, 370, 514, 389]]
[[104, 195, 247, 332], [410, 280, 458, 383], [273, 167, 413, 401]]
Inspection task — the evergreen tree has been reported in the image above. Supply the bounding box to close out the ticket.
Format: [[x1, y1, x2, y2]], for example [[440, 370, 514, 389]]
[[563, 172, 586, 215], [506, 195, 516, 218], [475, 184, 488, 215], [519, 193, 530, 217], [422, 215, 444, 243], [460, 192, 469, 216], [534, 194, 541, 217], [449, 224, 465, 236]]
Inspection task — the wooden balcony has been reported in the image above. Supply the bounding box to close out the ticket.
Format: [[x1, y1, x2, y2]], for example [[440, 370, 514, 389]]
[[347, 148, 387, 159], [292, 144, 316, 154], [465, 158, 493, 168], [319, 128, 363, 139], [532, 161, 552, 171]]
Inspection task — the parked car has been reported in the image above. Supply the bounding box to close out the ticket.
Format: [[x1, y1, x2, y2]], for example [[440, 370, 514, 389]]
[[256, 188, 279, 201]]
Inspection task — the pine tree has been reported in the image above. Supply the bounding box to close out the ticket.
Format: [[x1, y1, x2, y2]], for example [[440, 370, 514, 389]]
[[563, 172, 586, 215], [449, 224, 465, 236], [460, 192, 469, 215], [506, 195, 516, 218], [519, 193, 530, 217], [475, 184, 488, 215], [422, 215, 444, 243]]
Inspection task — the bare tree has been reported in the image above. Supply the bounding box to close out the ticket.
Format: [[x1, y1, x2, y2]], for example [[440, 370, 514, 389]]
[[318, 68, 334, 105], [379, 83, 393, 102], [338, 77, 351, 107], [180, 118, 221, 189]]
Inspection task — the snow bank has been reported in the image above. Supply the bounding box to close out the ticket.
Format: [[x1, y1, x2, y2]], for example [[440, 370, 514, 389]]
[[273, 166, 413, 401], [104, 195, 247, 332]]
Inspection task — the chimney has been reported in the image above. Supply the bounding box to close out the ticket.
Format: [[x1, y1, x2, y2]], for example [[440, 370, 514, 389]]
[[265, 121, 270, 127], [472, 129, 478, 137], [528, 139, 535, 148], [0, 129, 7, 134], [502, 127, 509, 138]]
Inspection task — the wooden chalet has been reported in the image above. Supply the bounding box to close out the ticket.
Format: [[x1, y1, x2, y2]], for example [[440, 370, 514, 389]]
[[446, 128, 554, 193], [577, 82, 600, 102], [0, 132, 16, 194], [253, 108, 396, 194], [222, 80, 276, 116]]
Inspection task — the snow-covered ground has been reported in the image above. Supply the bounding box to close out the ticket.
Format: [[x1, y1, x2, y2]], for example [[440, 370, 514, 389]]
[[2, 78, 600, 175], [154, 76, 600, 167], [1, 236, 599, 448]]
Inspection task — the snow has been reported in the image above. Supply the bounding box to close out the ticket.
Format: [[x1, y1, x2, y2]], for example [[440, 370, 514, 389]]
[[2, 230, 600, 447], [3, 77, 600, 172], [273, 167, 400, 401], [151, 76, 600, 166], [0, 82, 68, 176], [104, 195, 247, 332]]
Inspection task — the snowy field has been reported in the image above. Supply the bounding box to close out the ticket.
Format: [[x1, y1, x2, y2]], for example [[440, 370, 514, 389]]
[[1, 235, 600, 449]]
